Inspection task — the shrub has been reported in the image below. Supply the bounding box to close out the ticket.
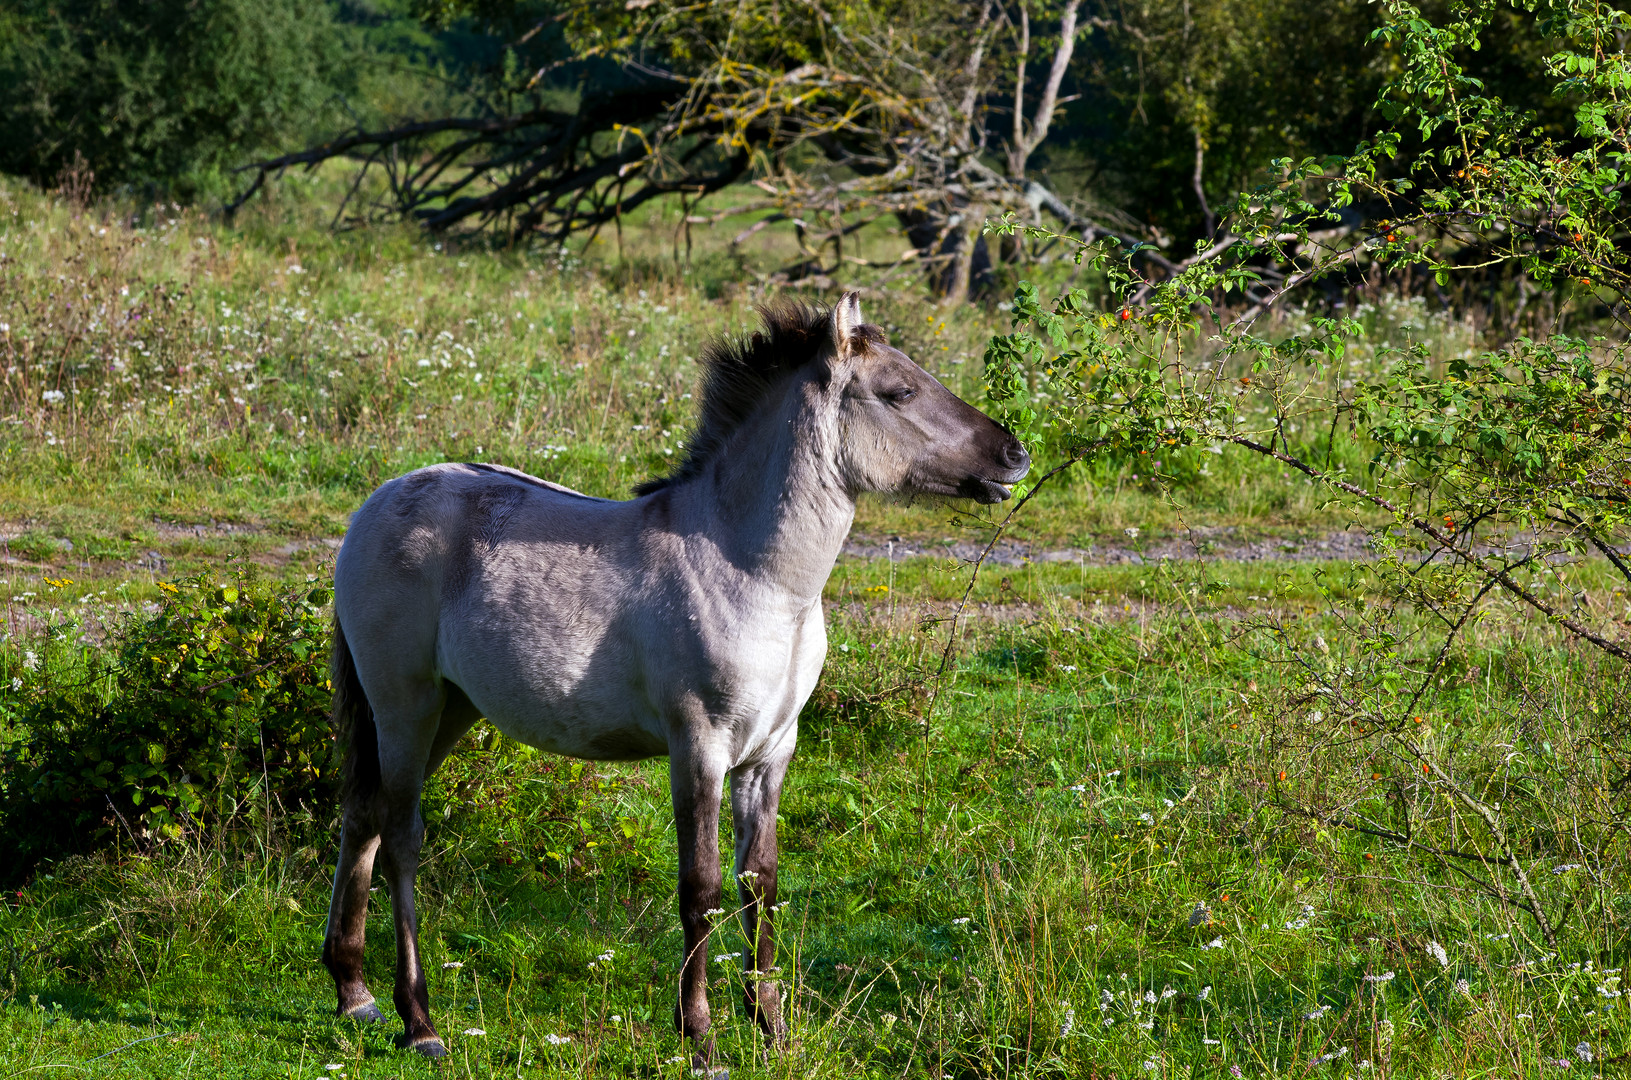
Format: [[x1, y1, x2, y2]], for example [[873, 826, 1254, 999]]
[[0, 572, 336, 882]]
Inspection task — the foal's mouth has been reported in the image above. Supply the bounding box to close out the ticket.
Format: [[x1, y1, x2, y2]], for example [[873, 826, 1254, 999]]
[[955, 464, 1032, 504]]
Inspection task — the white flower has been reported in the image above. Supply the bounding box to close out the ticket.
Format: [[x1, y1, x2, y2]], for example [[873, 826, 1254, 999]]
[[1362, 971, 1395, 983], [1575, 1043, 1593, 1064], [1125, 527, 1140, 538], [463, 1028, 485, 1036], [9, 678, 20, 690], [610, 1015, 622, 1022], [544, 1033, 571, 1045], [1285, 905, 1315, 930], [1144, 990, 1156, 1004], [1204, 1037, 1221, 1045], [1199, 986, 1211, 1000], [22, 651, 37, 671], [712, 952, 741, 965], [1553, 863, 1584, 875], [1161, 986, 1176, 999], [42, 389, 65, 404], [1312, 1047, 1350, 1065], [1142, 1061, 1158, 1071], [1304, 1004, 1331, 1019], [325, 1067, 344, 1072], [703, 908, 725, 917], [1139, 812, 1154, 824], [1201, 937, 1225, 950], [952, 917, 972, 925], [1454, 979, 1470, 995], [1068, 784, 1086, 792], [1427, 940, 1450, 968], [442, 961, 464, 969]]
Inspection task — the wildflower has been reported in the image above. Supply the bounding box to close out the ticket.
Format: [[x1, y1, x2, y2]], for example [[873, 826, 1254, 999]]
[[1142, 1061, 1158, 1072], [1305, 1005, 1332, 1020], [1231, 1066, 1244, 1078], [9, 678, 19, 691], [1285, 905, 1315, 930], [712, 952, 741, 965], [42, 389, 65, 404], [1362, 972, 1395, 983], [1199, 986, 1211, 1000], [1100, 989, 1114, 1011], [1312, 1047, 1350, 1065], [1454, 979, 1470, 995], [1139, 812, 1154, 824], [610, 1015, 622, 1022], [1552, 864, 1583, 875], [1204, 1038, 1220, 1045], [1202, 937, 1225, 950], [1068, 784, 1086, 793], [544, 1033, 571, 1045], [325, 1067, 344, 1072], [1427, 941, 1449, 968], [952, 917, 972, 926], [463, 1028, 485, 1036], [1059, 1004, 1075, 1036], [703, 908, 725, 917], [1125, 527, 1140, 538], [1551, 1058, 1573, 1069], [22, 651, 37, 671], [1161, 986, 1176, 999], [442, 961, 464, 970], [1144, 989, 1157, 1004]]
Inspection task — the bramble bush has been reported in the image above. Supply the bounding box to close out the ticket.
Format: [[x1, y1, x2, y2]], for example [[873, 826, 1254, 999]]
[[0, 571, 335, 881], [983, 0, 1631, 946]]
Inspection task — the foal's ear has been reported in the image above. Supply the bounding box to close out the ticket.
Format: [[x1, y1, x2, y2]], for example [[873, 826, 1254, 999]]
[[830, 291, 864, 353]]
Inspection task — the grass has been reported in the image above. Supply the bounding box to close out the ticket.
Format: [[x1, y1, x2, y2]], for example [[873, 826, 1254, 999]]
[[0, 178, 1627, 1078]]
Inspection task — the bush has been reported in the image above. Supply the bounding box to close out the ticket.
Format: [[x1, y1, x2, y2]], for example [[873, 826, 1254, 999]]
[[0, 0, 350, 195], [0, 572, 336, 882]]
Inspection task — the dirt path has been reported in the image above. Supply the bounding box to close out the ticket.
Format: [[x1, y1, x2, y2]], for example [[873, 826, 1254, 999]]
[[842, 526, 1375, 567]]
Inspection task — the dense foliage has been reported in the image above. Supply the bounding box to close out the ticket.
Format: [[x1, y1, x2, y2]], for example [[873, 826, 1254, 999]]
[[0, 0, 351, 193], [0, 573, 335, 880], [982, 0, 1631, 945]]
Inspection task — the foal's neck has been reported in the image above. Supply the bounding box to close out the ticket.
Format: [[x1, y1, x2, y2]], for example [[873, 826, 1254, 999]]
[[702, 375, 854, 602]]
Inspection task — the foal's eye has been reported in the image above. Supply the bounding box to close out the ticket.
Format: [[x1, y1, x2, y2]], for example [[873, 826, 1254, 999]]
[[884, 387, 916, 405]]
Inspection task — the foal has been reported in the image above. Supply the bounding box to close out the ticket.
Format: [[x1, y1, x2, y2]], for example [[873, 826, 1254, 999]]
[[322, 293, 1029, 1065]]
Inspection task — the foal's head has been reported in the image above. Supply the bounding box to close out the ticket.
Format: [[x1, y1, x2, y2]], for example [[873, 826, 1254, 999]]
[[824, 293, 1030, 504], [636, 293, 1029, 504]]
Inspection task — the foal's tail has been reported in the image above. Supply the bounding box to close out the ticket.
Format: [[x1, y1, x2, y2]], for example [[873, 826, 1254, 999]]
[[331, 620, 381, 806]]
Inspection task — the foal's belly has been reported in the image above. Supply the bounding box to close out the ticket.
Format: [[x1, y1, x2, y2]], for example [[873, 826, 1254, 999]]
[[441, 613, 818, 767]]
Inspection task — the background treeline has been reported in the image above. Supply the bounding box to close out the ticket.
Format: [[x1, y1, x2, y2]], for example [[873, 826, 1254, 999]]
[[0, 0, 1571, 253]]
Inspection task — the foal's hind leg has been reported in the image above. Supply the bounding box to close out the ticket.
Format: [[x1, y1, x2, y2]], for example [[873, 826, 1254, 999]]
[[373, 681, 477, 1057], [322, 814, 386, 1023], [731, 749, 793, 1044], [322, 685, 478, 1028]]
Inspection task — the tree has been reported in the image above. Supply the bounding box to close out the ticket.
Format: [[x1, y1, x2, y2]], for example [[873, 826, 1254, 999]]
[[0, 0, 350, 194]]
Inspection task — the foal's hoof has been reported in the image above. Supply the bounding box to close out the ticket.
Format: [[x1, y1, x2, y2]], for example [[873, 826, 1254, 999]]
[[341, 999, 387, 1023], [690, 1048, 729, 1079], [395, 1033, 448, 1058]]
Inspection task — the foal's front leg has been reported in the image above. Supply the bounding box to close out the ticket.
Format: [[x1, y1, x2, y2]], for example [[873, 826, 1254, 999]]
[[731, 754, 792, 1043], [670, 747, 727, 1074]]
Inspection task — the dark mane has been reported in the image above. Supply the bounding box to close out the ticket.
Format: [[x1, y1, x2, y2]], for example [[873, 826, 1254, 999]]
[[634, 300, 882, 495]]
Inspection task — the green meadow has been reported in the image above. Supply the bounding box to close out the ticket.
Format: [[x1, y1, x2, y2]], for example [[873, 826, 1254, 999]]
[[0, 181, 1626, 1078]]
